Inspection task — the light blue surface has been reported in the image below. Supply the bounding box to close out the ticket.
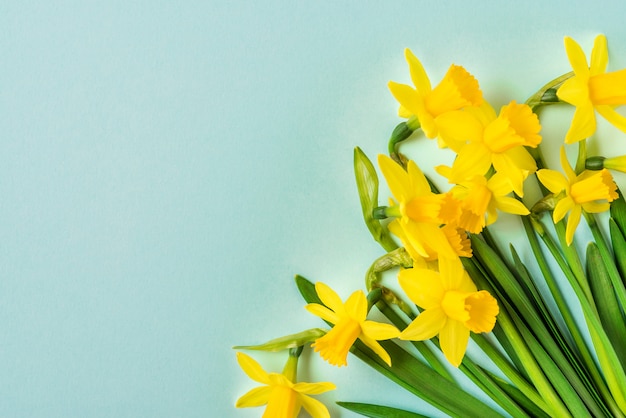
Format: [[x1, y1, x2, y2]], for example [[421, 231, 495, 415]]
[[2, 1, 626, 417]]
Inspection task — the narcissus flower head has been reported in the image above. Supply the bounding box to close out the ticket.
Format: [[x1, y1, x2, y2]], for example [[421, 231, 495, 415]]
[[398, 256, 499, 367], [388, 48, 483, 141], [557, 34, 626, 143], [235, 351, 335, 418], [305, 282, 400, 367], [537, 147, 618, 244]]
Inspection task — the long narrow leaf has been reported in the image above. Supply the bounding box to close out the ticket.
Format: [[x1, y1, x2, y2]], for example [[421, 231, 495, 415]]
[[337, 401, 429, 418]]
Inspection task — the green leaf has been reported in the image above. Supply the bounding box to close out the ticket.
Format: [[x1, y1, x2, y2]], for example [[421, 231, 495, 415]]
[[233, 328, 326, 351], [586, 242, 626, 368], [609, 218, 626, 282], [337, 401, 429, 418], [610, 188, 626, 238], [354, 147, 398, 252]]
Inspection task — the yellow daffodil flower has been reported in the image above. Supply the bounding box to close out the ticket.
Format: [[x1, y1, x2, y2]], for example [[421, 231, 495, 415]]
[[436, 101, 541, 196], [557, 34, 626, 144], [378, 154, 459, 258], [305, 282, 400, 367], [437, 170, 530, 234], [398, 256, 499, 367], [537, 147, 618, 245], [235, 351, 335, 418], [388, 48, 483, 143]]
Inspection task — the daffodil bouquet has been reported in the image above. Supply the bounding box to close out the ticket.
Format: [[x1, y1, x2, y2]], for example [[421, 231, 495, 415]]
[[234, 34, 626, 418]]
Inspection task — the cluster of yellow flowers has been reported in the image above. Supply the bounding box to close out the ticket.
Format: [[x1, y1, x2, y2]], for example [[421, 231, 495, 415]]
[[234, 34, 626, 418]]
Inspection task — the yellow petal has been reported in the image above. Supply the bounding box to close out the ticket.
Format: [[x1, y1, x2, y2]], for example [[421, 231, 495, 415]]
[[590, 34, 608, 76], [236, 386, 272, 408], [293, 382, 336, 395], [361, 321, 400, 340], [560, 146, 577, 181], [314, 282, 344, 314], [407, 159, 433, 195], [398, 267, 444, 309], [399, 307, 447, 341], [566, 205, 582, 245], [435, 110, 483, 150], [439, 256, 471, 291], [237, 352, 270, 384], [344, 290, 367, 321], [439, 319, 470, 367], [299, 393, 332, 418], [553, 197, 575, 223], [536, 169, 568, 194], [582, 201, 610, 213], [492, 151, 530, 197], [565, 101, 596, 144], [495, 196, 530, 216], [450, 142, 492, 182], [378, 154, 412, 201], [596, 105, 626, 133], [358, 334, 393, 366], [305, 303, 339, 324], [405, 48, 432, 93], [388, 81, 423, 117], [557, 76, 590, 107], [564, 36, 590, 77]]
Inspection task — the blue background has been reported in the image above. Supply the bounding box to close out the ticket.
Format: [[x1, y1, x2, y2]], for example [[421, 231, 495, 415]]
[[3, 1, 626, 417]]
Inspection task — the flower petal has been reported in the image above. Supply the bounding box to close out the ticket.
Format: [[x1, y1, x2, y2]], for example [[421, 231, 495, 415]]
[[300, 393, 332, 418], [398, 268, 444, 309], [407, 159, 433, 195], [388, 81, 423, 118], [439, 319, 470, 367], [293, 382, 336, 395], [314, 282, 344, 314], [435, 110, 483, 151], [405, 48, 432, 93], [564, 36, 590, 77], [439, 256, 470, 291], [596, 105, 626, 134], [344, 290, 367, 321], [378, 154, 413, 202], [305, 303, 339, 324], [235, 386, 272, 408], [536, 169, 568, 194], [359, 334, 393, 366], [590, 34, 608, 76], [582, 201, 610, 213], [495, 196, 530, 216], [361, 321, 400, 340], [237, 352, 270, 384], [566, 204, 582, 245], [450, 143, 492, 182], [399, 307, 447, 341], [565, 101, 596, 144], [553, 197, 574, 223]]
